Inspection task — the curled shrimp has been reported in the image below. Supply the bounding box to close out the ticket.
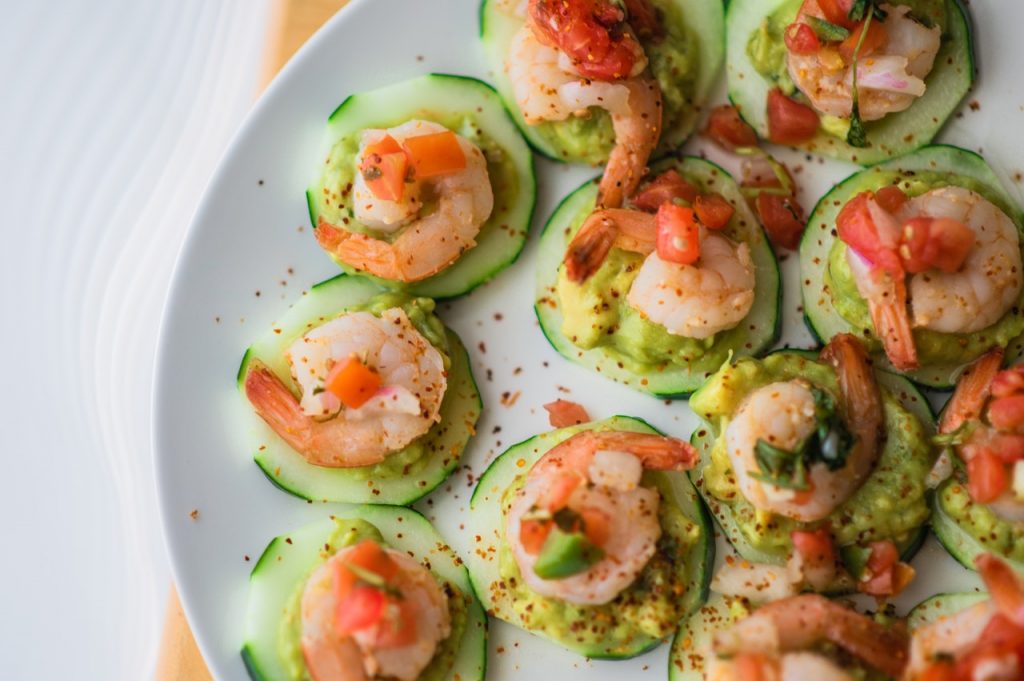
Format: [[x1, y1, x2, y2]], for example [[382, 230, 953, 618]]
[[724, 334, 882, 522], [301, 544, 451, 681], [708, 594, 909, 680], [787, 2, 941, 121], [596, 77, 662, 209], [562, 206, 756, 339], [506, 430, 697, 605], [316, 120, 494, 283], [243, 309, 446, 468]]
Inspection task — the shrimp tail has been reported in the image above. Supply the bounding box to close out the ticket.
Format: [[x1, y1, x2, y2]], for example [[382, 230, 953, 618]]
[[977, 553, 1024, 627], [244, 361, 312, 452], [597, 77, 662, 209], [940, 347, 1005, 433], [820, 333, 883, 471], [564, 208, 656, 282], [867, 273, 918, 371], [589, 431, 699, 471], [317, 216, 407, 281]]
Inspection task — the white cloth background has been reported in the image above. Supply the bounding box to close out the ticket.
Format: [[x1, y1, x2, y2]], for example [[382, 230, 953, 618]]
[[0, 2, 270, 678]]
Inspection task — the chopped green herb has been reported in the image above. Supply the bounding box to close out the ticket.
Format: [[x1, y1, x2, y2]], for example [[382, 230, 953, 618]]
[[846, 9, 875, 148], [806, 16, 850, 42], [848, 0, 887, 22], [552, 507, 583, 533], [840, 544, 872, 578], [750, 439, 809, 490], [932, 421, 977, 448], [346, 563, 404, 598]]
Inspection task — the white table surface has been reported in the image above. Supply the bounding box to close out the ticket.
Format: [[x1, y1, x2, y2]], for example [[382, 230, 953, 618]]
[[0, 2, 270, 678]]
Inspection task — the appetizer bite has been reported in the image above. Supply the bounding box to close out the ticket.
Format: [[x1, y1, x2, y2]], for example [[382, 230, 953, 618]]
[[670, 591, 909, 680], [464, 416, 713, 658], [480, 0, 724, 206], [905, 553, 1024, 680], [726, 0, 973, 163], [535, 157, 780, 397], [689, 335, 935, 598], [308, 74, 535, 298], [801, 145, 1024, 388], [241, 507, 486, 681], [931, 349, 1024, 571], [238, 275, 481, 503]]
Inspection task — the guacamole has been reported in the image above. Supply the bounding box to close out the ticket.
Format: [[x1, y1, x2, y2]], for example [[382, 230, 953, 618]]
[[495, 471, 704, 656], [690, 353, 934, 560], [824, 171, 1024, 368], [531, 0, 701, 163], [938, 479, 1024, 564], [276, 518, 468, 681]]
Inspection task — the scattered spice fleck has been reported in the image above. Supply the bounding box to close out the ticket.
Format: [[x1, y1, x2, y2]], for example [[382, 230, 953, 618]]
[[189, 509, 199, 520], [500, 391, 521, 407]]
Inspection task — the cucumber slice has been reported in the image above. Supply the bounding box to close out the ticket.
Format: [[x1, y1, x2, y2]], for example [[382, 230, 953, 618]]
[[534, 156, 780, 398], [464, 416, 713, 659], [688, 351, 935, 577], [907, 591, 988, 630], [237, 275, 481, 504], [668, 592, 739, 681], [800, 145, 1024, 389], [931, 477, 1024, 573], [307, 73, 536, 299], [241, 507, 487, 681], [479, 0, 724, 162], [726, 0, 974, 164]]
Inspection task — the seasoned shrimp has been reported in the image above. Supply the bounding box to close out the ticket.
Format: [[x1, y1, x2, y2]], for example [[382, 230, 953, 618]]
[[505, 0, 663, 208], [244, 308, 446, 467], [301, 541, 451, 681], [563, 206, 756, 339], [708, 594, 909, 679], [724, 334, 882, 522], [787, 2, 941, 121], [506, 430, 697, 605], [316, 120, 494, 283]]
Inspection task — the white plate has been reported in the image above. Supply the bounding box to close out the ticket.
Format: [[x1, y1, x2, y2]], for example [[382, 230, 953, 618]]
[[155, 1, 1023, 679]]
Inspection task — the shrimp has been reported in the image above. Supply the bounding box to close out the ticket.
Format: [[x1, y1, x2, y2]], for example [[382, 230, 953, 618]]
[[506, 0, 663, 208], [787, 2, 941, 121], [316, 120, 494, 283], [243, 308, 446, 468], [708, 594, 909, 679], [300, 543, 451, 681], [506, 430, 697, 605], [724, 334, 882, 522], [562, 206, 757, 339]]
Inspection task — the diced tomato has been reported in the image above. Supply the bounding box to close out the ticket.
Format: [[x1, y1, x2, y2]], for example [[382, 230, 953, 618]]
[[899, 217, 974, 274], [874, 185, 908, 214], [755, 193, 805, 250], [791, 528, 835, 566], [529, 0, 643, 80], [766, 89, 820, 145], [989, 395, 1024, 433], [785, 22, 821, 55], [952, 614, 1024, 679], [579, 506, 612, 547], [333, 539, 399, 601], [520, 519, 553, 555], [335, 585, 386, 634], [704, 105, 759, 150], [733, 653, 773, 681], [992, 367, 1024, 398], [655, 203, 701, 265], [402, 130, 466, 179], [968, 448, 1010, 503], [543, 399, 591, 428], [990, 433, 1024, 463], [859, 540, 900, 596], [359, 140, 408, 202], [543, 473, 582, 511], [632, 169, 699, 211], [839, 20, 888, 62], [326, 355, 382, 409], [374, 598, 420, 648], [917, 661, 954, 681], [694, 193, 735, 230], [835, 192, 902, 274], [817, 0, 856, 28], [790, 476, 817, 506]]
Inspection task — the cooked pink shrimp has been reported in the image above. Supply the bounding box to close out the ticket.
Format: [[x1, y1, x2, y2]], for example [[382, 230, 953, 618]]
[[243, 308, 446, 467], [506, 430, 697, 605], [707, 594, 909, 680], [300, 541, 451, 681]]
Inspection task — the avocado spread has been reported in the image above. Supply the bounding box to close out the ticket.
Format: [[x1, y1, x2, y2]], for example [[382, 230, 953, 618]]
[[276, 517, 468, 681], [530, 0, 701, 163], [690, 353, 934, 559], [938, 479, 1024, 564], [824, 172, 1024, 368]]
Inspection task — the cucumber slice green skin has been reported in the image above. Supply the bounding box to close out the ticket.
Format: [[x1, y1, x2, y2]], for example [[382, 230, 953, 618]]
[[534, 156, 781, 398], [464, 416, 714, 659], [688, 352, 935, 580], [669, 592, 745, 681], [799, 144, 1024, 390], [237, 275, 482, 504], [479, 0, 725, 162], [307, 73, 536, 300], [241, 506, 487, 681], [726, 0, 974, 164], [930, 477, 1024, 574], [907, 591, 988, 630]]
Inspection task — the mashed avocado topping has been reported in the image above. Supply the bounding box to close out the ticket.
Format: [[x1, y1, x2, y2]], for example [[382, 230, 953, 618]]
[[690, 353, 933, 559], [938, 479, 1024, 564], [531, 0, 700, 163], [824, 171, 1024, 368], [276, 517, 468, 681]]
